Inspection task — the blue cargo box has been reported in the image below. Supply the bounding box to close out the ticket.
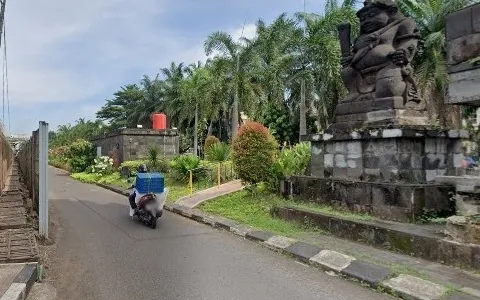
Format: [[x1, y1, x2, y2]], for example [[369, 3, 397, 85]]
[[136, 172, 165, 193]]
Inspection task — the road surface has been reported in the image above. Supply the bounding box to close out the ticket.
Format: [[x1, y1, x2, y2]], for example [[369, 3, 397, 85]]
[[48, 167, 392, 300]]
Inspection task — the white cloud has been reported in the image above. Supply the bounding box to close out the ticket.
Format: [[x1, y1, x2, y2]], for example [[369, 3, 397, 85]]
[[5, 0, 167, 107], [231, 23, 258, 42]]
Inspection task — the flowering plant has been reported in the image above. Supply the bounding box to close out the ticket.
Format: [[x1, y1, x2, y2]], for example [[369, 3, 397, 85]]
[[90, 156, 114, 176]]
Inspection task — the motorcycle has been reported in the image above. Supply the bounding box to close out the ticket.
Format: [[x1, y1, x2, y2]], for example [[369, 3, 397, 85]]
[[129, 187, 168, 229]]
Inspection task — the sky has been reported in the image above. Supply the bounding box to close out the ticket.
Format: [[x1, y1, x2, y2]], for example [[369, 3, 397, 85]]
[[3, 0, 325, 135]]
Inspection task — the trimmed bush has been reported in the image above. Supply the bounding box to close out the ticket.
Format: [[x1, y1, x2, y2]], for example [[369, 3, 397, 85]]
[[66, 139, 95, 173], [232, 121, 278, 185], [204, 135, 220, 153]]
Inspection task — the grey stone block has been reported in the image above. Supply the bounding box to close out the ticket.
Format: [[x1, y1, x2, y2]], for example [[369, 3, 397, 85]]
[[214, 217, 239, 230], [284, 242, 323, 263], [426, 139, 437, 154], [346, 141, 362, 155], [383, 274, 447, 300], [335, 154, 347, 168], [245, 231, 275, 242], [190, 210, 206, 222], [340, 260, 392, 287], [334, 142, 345, 153]]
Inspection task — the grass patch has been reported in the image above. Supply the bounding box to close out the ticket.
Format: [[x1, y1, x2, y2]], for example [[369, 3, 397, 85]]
[[199, 190, 327, 236], [71, 172, 131, 188], [71, 172, 213, 203]]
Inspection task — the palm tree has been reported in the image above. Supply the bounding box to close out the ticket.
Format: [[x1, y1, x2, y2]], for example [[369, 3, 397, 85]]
[[161, 62, 186, 129], [204, 57, 231, 136], [204, 30, 260, 140], [296, 0, 358, 129], [181, 64, 213, 156], [131, 75, 165, 127], [397, 0, 473, 127], [254, 14, 303, 105]]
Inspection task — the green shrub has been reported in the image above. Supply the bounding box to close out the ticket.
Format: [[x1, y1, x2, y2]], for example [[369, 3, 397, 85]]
[[170, 155, 207, 182], [205, 142, 230, 162], [66, 139, 95, 173], [204, 135, 220, 153], [276, 142, 311, 177], [120, 160, 148, 175], [232, 121, 278, 185], [147, 146, 169, 173]]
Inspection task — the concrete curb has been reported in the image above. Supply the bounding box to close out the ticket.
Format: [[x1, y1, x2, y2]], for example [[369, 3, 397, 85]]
[[0, 263, 37, 300], [97, 183, 480, 300]]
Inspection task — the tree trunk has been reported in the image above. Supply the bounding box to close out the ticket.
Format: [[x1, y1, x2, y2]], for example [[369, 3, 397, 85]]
[[232, 56, 240, 142], [194, 102, 199, 157], [207, 117, 214, 136], [299, 78, 307, 141]]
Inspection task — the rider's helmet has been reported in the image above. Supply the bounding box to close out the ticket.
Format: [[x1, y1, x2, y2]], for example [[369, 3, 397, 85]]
[[138, 164, 148, 173]]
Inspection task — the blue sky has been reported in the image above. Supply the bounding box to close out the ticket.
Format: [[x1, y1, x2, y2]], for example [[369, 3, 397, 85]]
[[4, 0, 325, 134]]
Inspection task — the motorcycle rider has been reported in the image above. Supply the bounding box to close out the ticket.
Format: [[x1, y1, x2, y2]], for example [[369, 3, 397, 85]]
[[129, 164, 148, 215]]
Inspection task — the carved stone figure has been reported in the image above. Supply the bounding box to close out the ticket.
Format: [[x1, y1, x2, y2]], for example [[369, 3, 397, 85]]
[[338, 0, 425, 111]]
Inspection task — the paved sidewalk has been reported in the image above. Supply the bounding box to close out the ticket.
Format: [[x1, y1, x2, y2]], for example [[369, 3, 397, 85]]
[[176, 180, 243, 208]]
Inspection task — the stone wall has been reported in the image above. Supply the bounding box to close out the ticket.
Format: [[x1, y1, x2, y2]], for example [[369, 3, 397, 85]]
[[91, 128, 180, 163], [309, 128, 467, 183], [290, 176, 454, 222]]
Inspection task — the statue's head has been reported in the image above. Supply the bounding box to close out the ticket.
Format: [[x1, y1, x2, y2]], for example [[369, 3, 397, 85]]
[[357, 0, 400, 34]]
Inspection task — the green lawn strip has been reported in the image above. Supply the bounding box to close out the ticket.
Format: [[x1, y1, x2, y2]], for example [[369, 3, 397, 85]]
[[199, 190, 327, 237], [70, 172, 214, 203]]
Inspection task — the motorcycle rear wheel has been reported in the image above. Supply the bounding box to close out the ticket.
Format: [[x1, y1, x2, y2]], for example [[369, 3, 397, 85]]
[[149, 213, 156, 229]]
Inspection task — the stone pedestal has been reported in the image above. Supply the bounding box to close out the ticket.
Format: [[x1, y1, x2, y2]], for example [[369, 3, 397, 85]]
[[332, 101, 429, 130], [293, 127, 468, 222]]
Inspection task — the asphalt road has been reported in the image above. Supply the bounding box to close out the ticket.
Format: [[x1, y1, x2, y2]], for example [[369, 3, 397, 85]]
[[48, 167, 392, 300]]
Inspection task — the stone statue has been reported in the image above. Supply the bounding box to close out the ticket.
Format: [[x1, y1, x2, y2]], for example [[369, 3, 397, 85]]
[[338, 0, 425, 111]]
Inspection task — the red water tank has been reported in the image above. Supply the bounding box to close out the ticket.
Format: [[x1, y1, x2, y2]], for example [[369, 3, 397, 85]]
[[152, 113, 167, 130]]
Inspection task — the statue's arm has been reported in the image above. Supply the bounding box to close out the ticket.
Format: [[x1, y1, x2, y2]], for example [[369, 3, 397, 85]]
[[394, 19, 422, 63]]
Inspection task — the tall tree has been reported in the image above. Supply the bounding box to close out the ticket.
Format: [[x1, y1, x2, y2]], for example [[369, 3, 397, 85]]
[[96, 84, 143, 130], [204, 31, 261, 140]]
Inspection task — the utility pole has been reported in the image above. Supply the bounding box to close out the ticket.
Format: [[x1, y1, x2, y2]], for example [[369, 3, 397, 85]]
[[0, 0, 6, 47], [0, 0, 6, 129], [299, 0, 307, 141]]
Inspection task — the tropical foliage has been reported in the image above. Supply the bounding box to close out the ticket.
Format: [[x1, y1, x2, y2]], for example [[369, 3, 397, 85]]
[[49, 0, 472, 151]]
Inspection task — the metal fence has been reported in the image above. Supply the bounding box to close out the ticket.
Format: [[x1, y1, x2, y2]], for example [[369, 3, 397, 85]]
[[0, 128, 14, 191], [188, 163, 237, 196]]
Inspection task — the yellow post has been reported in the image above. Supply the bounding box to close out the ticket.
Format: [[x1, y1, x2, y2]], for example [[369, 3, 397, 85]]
[[189, 170, 193, 197], [217, 164, 221, 189]]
